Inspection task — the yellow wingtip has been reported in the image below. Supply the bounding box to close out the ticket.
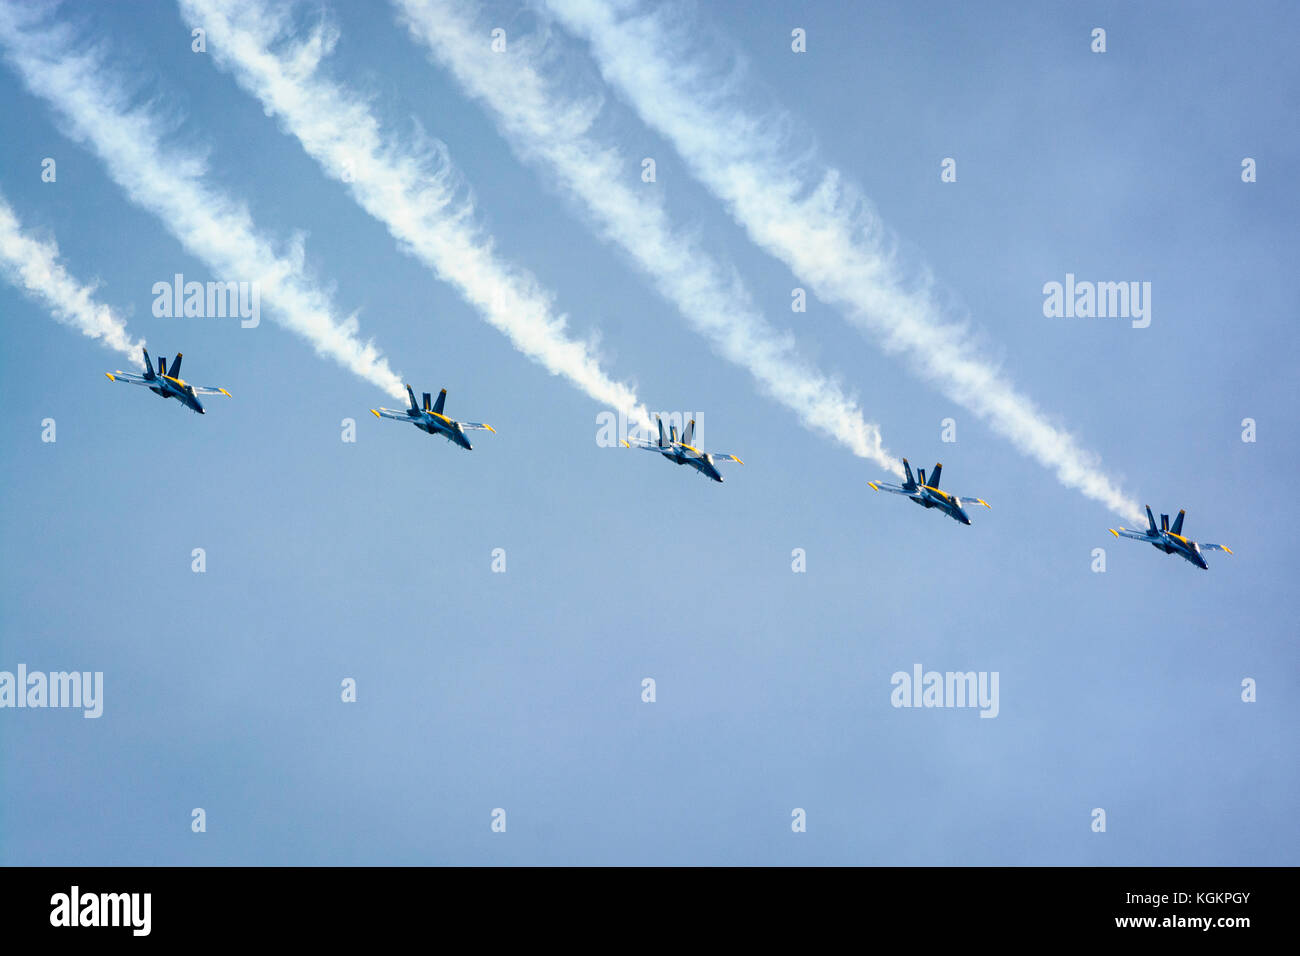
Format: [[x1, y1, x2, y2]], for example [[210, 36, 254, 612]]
[[1224, 546, 1233, 555], [734, 456, 744, 465], [485, 424, 496, 433], [370, 409, 381, 418], [105, 372, 115, 381], [1109, 529, 1119, 537], [868, 481, 879, 491], [979, 499, 990, 509], [219, 388, 231, 397], [621, 440, 630, 448]]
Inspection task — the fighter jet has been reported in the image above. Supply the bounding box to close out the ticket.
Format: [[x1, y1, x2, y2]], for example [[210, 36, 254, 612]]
[[105, 348, 230, 414], [370, 385, 495, 450], [1108, 507, 1232, 570], [622, 417, 742, 483], [868, 459, 990, 525]]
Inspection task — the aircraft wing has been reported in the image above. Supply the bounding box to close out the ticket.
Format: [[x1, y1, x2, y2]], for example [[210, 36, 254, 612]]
[[868, 481, 915, 496], [712, 454, 743, 464], [1199, 543, 1233, 554], [622, 438, 665, 452], [1109, 527, 1152, 542], [105, 371, 153, 386], [458, 422, 495, 433], [954, 494, 991, 509], [371, 407, 414, 421], [189, 384, 231, 397]]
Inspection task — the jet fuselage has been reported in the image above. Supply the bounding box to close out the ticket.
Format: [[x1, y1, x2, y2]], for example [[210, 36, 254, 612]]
[[149, 374, 206, 414], [910, 485, 971, 525], [1144, 531, 1209, 569], [659, 444, 724, 482], [407, 409, 473, 449]]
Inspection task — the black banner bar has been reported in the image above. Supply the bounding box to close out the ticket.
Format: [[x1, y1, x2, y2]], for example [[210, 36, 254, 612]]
[[0, 866, 1283, 942]]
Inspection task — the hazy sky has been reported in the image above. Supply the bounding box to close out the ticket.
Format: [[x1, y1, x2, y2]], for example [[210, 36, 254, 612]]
[[1, 0, 1296, 865]]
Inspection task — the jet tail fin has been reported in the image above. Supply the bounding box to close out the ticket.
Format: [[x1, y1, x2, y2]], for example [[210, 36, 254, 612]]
[[422, 391, 432, 412], [682, 419, 696, 447], [1146, 506, 1158, 535], [1170, 510, 1186, 536], [168, 353, 183, 378], [657, 417, 667, 448], [142, 347, 156, 379], [432, 389, 447, 415], [902, 458, 916, 490], [158, 355, 168, 377], [406, 384, 419, 412], [1160, 513, 1170, 532], [918, 467, 927, 488], [928, 463, 942, 489]]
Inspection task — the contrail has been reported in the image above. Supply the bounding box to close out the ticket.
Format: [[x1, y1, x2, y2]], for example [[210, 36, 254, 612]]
[[395, 0, 898, 472], [178, 0, 649, 430], [0, 192, 145, 363], [545, 0, 1142, 521], [0, 3, 405, 399]]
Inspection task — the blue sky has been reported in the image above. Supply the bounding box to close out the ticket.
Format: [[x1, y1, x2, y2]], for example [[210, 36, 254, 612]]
[[1, 0, 1296, 865]]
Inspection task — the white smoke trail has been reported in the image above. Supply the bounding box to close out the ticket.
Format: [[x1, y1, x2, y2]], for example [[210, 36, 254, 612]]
[[546, 0, 1142, 521], [0, 3, 404, 399], [393, 0, 898, 472], [178, 0, 650, 430], [0, 193, 145, 364]]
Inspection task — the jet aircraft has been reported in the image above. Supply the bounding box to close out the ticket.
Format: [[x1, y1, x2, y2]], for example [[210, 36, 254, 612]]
[[868, 459, 990, 525], [1108, 507, 1232, 570], [370, 385, 495, 450], [105, 348, 230, 414], [623, 418, 742, 483]]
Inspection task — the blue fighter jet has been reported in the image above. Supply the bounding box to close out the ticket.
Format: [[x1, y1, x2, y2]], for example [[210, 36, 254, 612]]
[[370, 385, 495, 450], [868, 459, 990, 525], [105, 348, 230, 414], [1109, 507, 1232, 570], [623, 417, 743, 483]]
